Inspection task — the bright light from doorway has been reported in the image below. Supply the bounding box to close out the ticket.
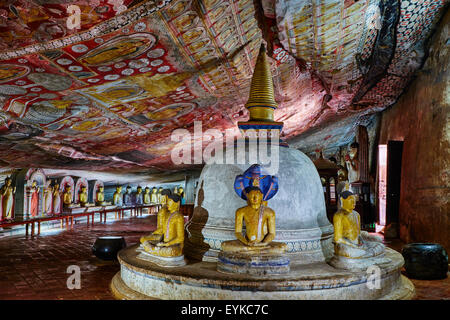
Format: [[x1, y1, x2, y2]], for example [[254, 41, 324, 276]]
[[376, 144, 387, 232]]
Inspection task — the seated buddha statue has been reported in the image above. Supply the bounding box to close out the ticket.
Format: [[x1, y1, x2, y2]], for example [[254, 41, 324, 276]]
[[79, 186, 88, 207], [140, 189, 171, 244], [221, 186, 286, 254], [329, 190, 387, 270], [113, 186, 123, 206], [143, 187, 151, 204], [218, 164, 289, 275], [123, 186, 132, 206], [96, 186, 107, 206], [135, 186, 143, 205], [63, 186, 74, 208], [157, 187, 164, 204], [150, 187, 158, 203], [139, 192, 185, 258]]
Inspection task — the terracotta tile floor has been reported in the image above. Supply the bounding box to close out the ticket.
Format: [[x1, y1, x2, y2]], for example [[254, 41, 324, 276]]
[[0, 216, 448, 300], [0, 215, 156, 300]]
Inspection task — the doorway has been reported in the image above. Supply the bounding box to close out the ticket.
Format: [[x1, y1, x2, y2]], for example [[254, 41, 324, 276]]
[[377, 141, 404, 233], [386, 141, 404, 227]]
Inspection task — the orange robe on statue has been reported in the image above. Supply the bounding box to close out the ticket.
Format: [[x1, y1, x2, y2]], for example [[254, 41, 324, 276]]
[[30, 189, 38, 217]]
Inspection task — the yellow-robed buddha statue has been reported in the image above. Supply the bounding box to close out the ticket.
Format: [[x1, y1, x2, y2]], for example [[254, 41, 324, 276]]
[[96, 186, 107, 206], [79, 186, 88, 207], [0, 177, 15, 220], [113, 186, 123, 206], [333, 190, 385, 258], [329, 190, 387, 270], [143, 187, 151, 204], [157, 187, 165, 204], [63, 186, 73, 208], [217, 164, 289, 275], [221, 186, 286, 254], [150, 187, 158, 203], [139, 191, 185, 259], [140, 189, 170, 244]]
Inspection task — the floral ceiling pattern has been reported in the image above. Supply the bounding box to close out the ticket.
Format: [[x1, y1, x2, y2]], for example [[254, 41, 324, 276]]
[[0, 0, 447, 172]]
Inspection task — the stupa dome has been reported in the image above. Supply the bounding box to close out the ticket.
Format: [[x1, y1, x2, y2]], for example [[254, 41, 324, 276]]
[[185, 144, 334, 263]]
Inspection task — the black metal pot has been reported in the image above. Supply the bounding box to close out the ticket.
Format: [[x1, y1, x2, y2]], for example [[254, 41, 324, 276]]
[[92, 236, 126, 261], [402, 243, 448, 280]]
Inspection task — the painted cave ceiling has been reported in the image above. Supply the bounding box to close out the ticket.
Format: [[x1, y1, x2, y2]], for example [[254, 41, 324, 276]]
[[0, 0, 447, 174]]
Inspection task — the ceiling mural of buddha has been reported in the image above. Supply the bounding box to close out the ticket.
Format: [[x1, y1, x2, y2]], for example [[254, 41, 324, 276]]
[[0, 0, 446, 172]]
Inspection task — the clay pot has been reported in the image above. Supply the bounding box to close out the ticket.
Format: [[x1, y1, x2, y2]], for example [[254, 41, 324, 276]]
[[402, 243, 448, 280], [92, 236, 126, 261]]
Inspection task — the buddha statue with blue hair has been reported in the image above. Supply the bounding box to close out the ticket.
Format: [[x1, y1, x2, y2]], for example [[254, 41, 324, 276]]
[[218, 164, 289, 275]]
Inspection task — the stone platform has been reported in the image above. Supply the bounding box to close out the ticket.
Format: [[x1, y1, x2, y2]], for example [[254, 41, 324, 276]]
[[111, 244, 415, 300], [62, 205, 117, 214], [217, 240, 290, 275]]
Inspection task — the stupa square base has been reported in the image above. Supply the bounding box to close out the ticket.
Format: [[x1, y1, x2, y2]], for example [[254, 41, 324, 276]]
[[111, 245, 415, 300]]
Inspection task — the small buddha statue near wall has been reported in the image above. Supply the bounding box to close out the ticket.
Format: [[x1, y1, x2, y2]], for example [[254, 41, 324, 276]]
[[135, 186, 143, 205], [150, 187, 158, 204], [52, 183, 61, 214], [157, 187, 164, 204], [123, 186, 132, 206], [96, 186, 107, 206], [79, 186, 88, 207], [143, 187, 151, 204], [63, 186, 73, 208], [345, 142, 360, 183], [139, 191, 184, 258], [43, 180, 53, 215], [0, 177, 15, 221], [113, 186, 123, 206]]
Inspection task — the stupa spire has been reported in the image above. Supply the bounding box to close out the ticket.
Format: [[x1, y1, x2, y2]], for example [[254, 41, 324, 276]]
[[238, 42, 284, 134], [245, 44, 278, 120]]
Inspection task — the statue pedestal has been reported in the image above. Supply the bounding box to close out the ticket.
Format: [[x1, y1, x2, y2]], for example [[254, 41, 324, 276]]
[[136, 245, 186, 267], [328, 254, 392, 271], [111, 245, 415, 300], [62, 205, 115, 214], [217, 240, 290, 275]]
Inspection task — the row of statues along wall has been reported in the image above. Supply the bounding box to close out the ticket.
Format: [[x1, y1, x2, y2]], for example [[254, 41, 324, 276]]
[[0, 169, 185, 222]]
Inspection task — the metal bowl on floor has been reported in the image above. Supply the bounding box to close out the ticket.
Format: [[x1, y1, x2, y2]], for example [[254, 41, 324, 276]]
[[402, 243, 448, 280], [92, 236, 127, 261]]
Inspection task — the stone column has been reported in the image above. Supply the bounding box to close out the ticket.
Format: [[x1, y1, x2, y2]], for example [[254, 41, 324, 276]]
[[357, 125, 370, 183], [184, 175, 196, 204]]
